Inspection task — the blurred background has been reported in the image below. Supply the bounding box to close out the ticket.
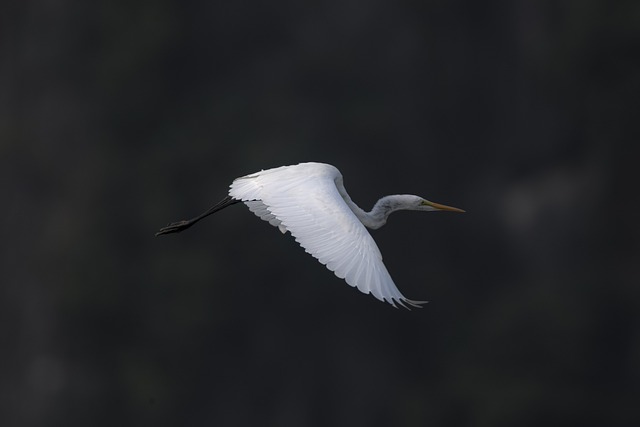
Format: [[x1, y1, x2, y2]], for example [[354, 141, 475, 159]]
[[2, 1, 638, 426]]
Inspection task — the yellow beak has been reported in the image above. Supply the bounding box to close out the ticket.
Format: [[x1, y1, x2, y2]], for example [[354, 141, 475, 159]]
[[422, 200, 465, 213]]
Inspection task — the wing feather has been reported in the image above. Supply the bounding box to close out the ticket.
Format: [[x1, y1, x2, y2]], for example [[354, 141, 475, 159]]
[[244, 200, 286, 232]]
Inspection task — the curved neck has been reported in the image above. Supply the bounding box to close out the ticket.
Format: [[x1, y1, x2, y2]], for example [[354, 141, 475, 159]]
[[365, 196, 407, 229], [344, 199, 387, 229], [335, 177, 404, 229]]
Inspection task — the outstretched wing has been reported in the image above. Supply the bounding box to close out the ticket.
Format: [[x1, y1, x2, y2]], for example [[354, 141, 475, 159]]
[[229, 163, 422, 308]]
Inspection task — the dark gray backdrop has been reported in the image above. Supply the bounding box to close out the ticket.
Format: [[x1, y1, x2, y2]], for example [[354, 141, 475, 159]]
[[2, 1, 638, 426]]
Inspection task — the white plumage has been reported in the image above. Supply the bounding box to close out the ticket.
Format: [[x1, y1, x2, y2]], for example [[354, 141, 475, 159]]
[[157, 162, 464, 309]]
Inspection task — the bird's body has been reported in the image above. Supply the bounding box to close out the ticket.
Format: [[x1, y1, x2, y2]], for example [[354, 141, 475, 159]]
[[157, 162, 464, 309]]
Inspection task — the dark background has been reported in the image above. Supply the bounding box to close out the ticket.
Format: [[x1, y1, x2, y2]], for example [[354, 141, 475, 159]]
[[2, 1, 638, 426]]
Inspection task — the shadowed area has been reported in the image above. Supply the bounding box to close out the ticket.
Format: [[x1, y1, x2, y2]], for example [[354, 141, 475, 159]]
[[2, 1, 638, 426]]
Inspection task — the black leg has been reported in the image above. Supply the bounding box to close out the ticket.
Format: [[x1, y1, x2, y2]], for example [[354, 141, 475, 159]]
[[155, 196, 240, 236]]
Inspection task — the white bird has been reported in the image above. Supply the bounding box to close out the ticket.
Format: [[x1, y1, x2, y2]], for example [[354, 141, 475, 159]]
[[156, 162, 464, 308]]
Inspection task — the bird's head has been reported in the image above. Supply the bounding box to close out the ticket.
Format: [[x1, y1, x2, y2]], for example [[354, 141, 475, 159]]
[[366, 195, 465, 229]]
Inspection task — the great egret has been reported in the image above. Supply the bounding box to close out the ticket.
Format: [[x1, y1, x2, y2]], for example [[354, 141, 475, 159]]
[[156, 162, 464, 308]]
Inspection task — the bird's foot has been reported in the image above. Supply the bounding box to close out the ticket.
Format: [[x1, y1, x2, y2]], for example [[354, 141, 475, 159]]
[[155, 220, 193, 236]]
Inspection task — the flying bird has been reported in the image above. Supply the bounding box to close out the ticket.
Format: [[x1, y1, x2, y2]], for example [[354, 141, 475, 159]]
[[156, 162, 464, 308]]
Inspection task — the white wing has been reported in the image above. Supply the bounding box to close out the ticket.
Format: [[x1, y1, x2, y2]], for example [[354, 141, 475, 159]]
[[229, 162, 422, 308]]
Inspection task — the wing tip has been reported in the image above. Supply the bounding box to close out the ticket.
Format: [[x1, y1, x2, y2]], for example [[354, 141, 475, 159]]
[[393, 298, 429, 310], [367, 290, 428, 310]]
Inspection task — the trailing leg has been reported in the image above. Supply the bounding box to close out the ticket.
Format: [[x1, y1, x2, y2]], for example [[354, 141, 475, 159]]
[[155, 195, 240, 236]]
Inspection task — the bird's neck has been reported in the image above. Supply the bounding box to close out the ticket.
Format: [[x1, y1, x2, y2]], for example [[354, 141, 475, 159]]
[[345, 195, 404, 230], [335, 178, 401, 229], [369, 195, 411, 229]]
